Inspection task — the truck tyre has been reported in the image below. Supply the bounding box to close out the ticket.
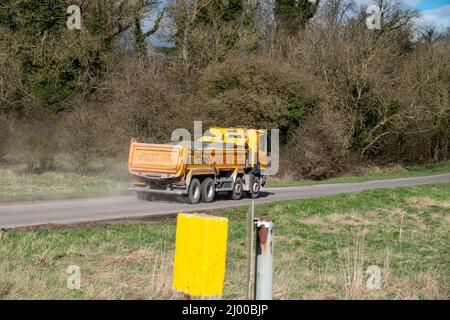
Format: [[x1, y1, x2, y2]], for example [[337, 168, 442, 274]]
[[187, 178, 202, 204], [201, 178, 215, 203], [231, 177, 243, 200], [137, 192, 153, 201], [249, 176, 261, 199]]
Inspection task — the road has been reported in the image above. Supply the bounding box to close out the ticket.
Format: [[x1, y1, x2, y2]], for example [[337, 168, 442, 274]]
[[1, 173, 449, 229]]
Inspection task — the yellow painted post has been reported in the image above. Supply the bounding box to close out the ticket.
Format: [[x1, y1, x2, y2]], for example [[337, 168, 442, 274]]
[[173, 213, 228, 297]]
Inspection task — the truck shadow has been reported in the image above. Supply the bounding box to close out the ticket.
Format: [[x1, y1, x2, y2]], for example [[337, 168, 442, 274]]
[[147, 191, 272, 203], [214, 191, 271, 201]]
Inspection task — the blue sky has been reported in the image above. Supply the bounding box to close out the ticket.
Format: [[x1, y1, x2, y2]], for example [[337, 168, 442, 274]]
[[408, 0, 450, 29], [413, 0, 450, 10]]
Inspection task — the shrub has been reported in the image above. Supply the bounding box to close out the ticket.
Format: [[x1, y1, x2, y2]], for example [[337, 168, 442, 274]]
[[286, 105, 352, 180], [8, 120, 57, 173], [0, 113, 10, 163], [93, 58, 183, 157], [189, 55, 320, 141], [58, 104, 99, 174]]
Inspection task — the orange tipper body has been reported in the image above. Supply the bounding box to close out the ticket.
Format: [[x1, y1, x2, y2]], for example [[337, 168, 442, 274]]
[[128, 143, 188, 178], [128, 127, 269, 203]]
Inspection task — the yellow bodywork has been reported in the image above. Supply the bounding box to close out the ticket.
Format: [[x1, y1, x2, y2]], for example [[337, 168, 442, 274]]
[[128, 127, 268, 179], [198, 127, 268, 170], [172, 213, 228, 296], [128, 143, 188, 178]]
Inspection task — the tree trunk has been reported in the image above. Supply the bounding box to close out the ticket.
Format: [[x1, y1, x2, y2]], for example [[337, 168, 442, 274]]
[[182, 28, 190, 72]]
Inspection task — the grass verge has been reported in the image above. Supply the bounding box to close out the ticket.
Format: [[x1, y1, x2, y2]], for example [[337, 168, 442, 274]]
[[1, 183, 449, 299], [0, 165, 130, 202], [267, 160, 450, 187], [1, 160, 450, 202]]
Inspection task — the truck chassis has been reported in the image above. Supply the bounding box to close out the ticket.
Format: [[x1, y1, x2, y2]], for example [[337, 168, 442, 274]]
[[130, 169, 266, 204]]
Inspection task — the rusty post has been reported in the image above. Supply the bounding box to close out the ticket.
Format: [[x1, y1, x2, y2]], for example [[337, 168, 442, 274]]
[[254, 219, 275, 300]]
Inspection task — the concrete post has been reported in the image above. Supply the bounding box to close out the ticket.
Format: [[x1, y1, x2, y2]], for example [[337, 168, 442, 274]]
[[254, 219, 275, 300]]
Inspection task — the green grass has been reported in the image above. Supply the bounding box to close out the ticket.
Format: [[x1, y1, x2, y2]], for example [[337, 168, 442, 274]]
[[0, 160, 449, 202], [1, 183, 449, 299], [0, 165, 131, 202], [267, 160, 450, 187]]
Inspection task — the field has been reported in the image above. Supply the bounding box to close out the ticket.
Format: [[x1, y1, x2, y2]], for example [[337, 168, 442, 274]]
[[1, 183, 449, 299], [0, 160, 449, 202]]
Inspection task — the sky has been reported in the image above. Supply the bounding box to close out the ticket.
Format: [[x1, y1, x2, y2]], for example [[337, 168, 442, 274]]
[[345, 0, 450, 29], [412, 0, 449, 10], [410, 0, 450, 29]]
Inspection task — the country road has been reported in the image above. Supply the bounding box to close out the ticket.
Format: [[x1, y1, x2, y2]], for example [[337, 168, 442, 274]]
[[1, 174, 449, 229]]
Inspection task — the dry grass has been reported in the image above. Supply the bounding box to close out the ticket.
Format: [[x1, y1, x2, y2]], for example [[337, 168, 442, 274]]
[[0, 225, 178, 300], [407, 197, 450, 209]]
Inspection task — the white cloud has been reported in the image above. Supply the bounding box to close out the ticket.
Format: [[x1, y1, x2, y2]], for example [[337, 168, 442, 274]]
[[356, 0, 422, 10], [401, 0, 422, 8], [420, 4, 450, 30]]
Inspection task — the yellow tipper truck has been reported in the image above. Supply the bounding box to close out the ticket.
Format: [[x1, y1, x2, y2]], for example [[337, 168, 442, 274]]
[[128, 127, 269, 204]]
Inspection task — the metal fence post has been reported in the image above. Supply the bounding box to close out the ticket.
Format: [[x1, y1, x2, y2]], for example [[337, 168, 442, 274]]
[[254, 219, 275, 300]]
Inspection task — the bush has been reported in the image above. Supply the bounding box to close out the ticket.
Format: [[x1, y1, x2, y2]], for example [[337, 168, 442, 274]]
[[8, 120, 57, 173], [286, 105, 352, 180], [189, 55, 320, 140], [55, 58, 183, 169], [58, 104, 99, 174], [0, 113, 10, 163], [93, 58, 183, 156]]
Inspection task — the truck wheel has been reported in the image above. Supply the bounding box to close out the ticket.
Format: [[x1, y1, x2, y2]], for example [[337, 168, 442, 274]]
[[231, 177, 243, 200], [187, 178, 202, 204], [201, 178, 215, 203], [249, 176, 261, 199], [137, 192, 153, 201]]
